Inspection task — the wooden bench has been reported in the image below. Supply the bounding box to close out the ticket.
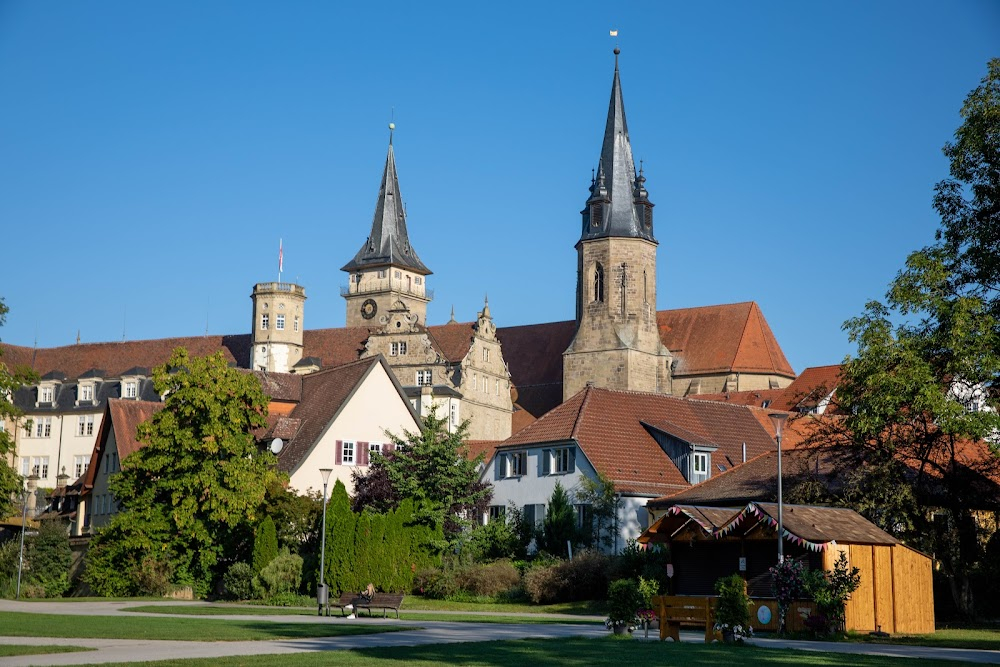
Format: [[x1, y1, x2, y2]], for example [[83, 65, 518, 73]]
[[651, 595, 719, 642], [329, 591, 405, 618]]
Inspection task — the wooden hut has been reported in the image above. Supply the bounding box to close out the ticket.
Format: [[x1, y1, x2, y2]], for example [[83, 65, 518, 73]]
[[639, 502, 934, 634]]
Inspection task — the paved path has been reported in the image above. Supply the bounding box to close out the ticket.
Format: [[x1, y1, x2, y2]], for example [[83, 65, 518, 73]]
[[1, 600, 999, 666]]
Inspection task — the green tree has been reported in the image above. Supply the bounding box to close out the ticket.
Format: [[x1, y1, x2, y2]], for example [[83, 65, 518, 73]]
[[354, 411, 491, 543], [324, 479, 357, 595], [252, 516, 279, 575], [575, 472, 620, 549], [0, 298, 38, 519], [540, 481, 577, 557], [814, 60, 1000, 618], [86, 348, 284, 596]]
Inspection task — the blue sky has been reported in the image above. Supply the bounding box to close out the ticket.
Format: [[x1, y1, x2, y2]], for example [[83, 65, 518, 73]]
[[1, 1, 997, 374]]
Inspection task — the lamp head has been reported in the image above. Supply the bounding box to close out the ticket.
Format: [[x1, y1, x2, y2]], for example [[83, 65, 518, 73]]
[[768, 412, 788, 439], [319, 468, 333, 485]]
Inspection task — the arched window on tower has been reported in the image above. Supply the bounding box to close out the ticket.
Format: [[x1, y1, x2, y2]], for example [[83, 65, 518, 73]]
[[643, 270, 648, 305], [593, 263, 605, 303]]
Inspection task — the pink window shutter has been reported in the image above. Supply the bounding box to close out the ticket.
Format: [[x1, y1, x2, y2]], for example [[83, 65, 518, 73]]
[[335, 440, 342, 466], [360, 441, 369, 466]]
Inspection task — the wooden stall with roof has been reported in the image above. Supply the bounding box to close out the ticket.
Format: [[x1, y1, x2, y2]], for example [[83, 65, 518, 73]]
[[638, 502, 934, 634]]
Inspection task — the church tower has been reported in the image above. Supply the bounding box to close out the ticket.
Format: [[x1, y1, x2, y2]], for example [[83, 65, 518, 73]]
[[342, 125, 432, 327], [563, 49, 671, 401]]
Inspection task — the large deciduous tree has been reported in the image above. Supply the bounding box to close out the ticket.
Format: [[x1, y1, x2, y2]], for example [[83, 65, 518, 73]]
[[815, 60, 1000, 618], [85, 348, 284, 596], [0, 298, 37, 519]]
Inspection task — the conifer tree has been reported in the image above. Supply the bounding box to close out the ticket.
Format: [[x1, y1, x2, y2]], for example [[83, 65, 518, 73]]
[[540, 481, 578, 556], [252, 516, 279, 575]]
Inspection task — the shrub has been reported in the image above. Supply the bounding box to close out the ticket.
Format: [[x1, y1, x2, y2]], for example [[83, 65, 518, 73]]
[[258, 550, 303, 597], [714, 574, 753, 641], [464, 518, 522, 562], [523, 550, 609, 604], [130, 555, 174, 597], [607, 578, 643, 628], [610, 540, 671, 590], [539, 482, 578, 557], [0, 538, 21, 598], [802, 552, 861, 635], [637, 576, 659, 609], [454, 560, 520, 598], [223, 562, 257, 600], [769, 557, 806, 633], [252, 517, 279, 575], [25, 521, 72, 598]]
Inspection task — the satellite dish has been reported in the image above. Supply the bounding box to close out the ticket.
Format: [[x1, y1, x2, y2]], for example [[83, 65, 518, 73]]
[[270, 438, 284, 455]]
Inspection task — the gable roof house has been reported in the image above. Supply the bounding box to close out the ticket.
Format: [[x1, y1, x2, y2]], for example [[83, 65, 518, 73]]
[[483, 385, 779, 551]]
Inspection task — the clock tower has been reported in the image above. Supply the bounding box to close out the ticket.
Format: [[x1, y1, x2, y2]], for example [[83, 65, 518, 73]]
[[342, 125, 432, 327]]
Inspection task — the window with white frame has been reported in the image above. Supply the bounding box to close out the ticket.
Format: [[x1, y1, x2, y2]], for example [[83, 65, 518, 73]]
[[293, 316, 299, 332], [368, 442, 382, 460], [80, 384, 94, 402], [377, 269, 387, 279], [502, 451, 526, 478], [32, 457, 50, 479], [276, 314, 285, 330], [391, 341, 408, 356], [450, 402, 457, 426], [483, 348, 490, 363], [123, 381, 138, 399], [394, 270, 401, 279], [35, 417, 52, 438], [21, 457, 30, 476], [86, 415, 94, 436], [342, 441, 355, 465], [414, 276, 422, 285], [77, 416, 87, 436], [692, 452, 709, 483], [74, 455, 89, 479], [543, 447, 575, 475], [488, 505, 505, 523], [261, 313, 269, 330], [416, 369, 433, 386], [40, 386, 53, 403], [575, 503, 593, 530]]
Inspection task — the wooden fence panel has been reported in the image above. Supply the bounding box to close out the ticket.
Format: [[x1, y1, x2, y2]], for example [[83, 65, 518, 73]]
[[844, 545, 875, 632], [891, 545, 935, 634], [873, 545, 896, 633]]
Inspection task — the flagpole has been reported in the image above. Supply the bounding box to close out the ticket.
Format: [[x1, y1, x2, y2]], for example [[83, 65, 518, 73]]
[[278, 238, 283, 284]]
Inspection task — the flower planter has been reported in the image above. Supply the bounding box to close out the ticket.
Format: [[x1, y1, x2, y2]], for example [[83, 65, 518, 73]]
[[612, 624, 629, 636]]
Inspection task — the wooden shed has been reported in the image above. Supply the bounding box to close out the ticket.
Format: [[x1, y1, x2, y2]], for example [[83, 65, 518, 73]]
[[638, 502, 934, 634]]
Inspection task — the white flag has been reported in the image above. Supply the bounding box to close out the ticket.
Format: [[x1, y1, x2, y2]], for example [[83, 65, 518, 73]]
[[610, 30, 618, 37]]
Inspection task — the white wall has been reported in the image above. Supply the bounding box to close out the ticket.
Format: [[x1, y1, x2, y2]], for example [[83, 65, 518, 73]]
[[288, 363, 420, 496]]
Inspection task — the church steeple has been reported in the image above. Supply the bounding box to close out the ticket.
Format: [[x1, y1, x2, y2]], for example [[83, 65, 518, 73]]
[[580, 47, 655, 244], [341, 126, 430, 276], [342, 126, 433, 327]]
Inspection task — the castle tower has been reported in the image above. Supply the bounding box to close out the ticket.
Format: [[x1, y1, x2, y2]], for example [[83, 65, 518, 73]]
[[342, 126, 432, 327], [563, 49, 671, 401], [250, 282, 307, 373]]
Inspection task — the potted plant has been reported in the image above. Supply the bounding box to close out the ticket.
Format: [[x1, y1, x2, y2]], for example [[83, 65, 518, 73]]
[[606, 578, 643, 635], [637, 576, 661, 630], [713, 574, 753, 644]]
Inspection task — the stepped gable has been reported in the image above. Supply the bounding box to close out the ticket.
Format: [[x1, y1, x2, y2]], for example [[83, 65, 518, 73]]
[[274, 356, 388, 474], [427, 321, 476, 363], [658, 302, 794, 378], [501, 386, 778, 496], [0, 335, 250, 379]]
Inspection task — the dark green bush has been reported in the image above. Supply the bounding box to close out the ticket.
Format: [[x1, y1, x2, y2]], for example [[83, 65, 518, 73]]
[[252, 517, 279, 575], [130, 555, 174, 597], [607, 578, 644, 626], [223, 562, 257, 600], [523, 550, 609, 603], [258, 550, 303, 597], [25, 520, 72, 597]]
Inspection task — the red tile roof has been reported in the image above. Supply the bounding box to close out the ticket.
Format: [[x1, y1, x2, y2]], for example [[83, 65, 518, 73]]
[[658, 302, 794, 378], [464, 440, 501, 463], [82, 399, 163, 490], [427, 322, 476, 363], [691, 389, 787, 409], [772, 364, 842, 412], [501, 386, 778, 496]]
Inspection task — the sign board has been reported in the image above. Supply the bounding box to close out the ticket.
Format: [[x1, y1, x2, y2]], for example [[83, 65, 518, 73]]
[[666, 564, 674, 578], [739, 557, 747, 572]]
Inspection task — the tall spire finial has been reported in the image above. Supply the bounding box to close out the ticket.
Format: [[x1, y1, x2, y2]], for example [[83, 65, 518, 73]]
[[388, 121, 395, 145], [614, 46, 620, 71]]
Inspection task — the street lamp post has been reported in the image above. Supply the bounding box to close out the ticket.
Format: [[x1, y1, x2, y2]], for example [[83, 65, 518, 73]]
[[768, 413, 789, 564], [15, 487, 28, 600], [318, 468, 333, 617]]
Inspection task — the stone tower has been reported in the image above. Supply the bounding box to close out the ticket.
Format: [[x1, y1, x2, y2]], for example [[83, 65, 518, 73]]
[[250, 282, 307, 373], [342, 126, 432, 327], [562, 49, 672, 401]]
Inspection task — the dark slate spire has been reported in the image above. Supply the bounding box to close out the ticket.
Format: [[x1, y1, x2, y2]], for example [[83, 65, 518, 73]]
[[342, 127, 431, 275], [580, 48, 656, 244]]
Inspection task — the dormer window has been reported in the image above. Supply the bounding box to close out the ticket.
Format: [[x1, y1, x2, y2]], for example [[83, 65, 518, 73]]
[[40, 386, 53, 403], [79, 385, 94, 402], [123, 381, 138, 399], [692, 451, 709, 484]]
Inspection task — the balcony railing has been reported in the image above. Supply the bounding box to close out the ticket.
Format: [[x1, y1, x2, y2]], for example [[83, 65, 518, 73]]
[[341, 279, 433, 300], [254, 282, 306, 296]]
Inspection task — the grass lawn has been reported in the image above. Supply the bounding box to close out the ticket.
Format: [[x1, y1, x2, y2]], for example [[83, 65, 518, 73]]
[[0, 645, 94, 657], [58, 637, 984, 667], [0, 611, 408, 642], [123, 604, 599, 625], [402, 595, 606, 615], [851, 625, 1000, 651]]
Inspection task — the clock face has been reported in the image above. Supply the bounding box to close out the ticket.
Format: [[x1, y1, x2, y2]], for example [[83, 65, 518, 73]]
[[361, 299, 378, 320]]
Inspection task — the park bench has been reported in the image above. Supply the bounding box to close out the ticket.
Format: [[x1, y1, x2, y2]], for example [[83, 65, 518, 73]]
[[329, 591, 405, 618], [651, 595, 719, 642]]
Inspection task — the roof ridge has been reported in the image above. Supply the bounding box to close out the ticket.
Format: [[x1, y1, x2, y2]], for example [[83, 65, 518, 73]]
[[303, 355, 379, 379], [568, 385, 594, 441], [749, 301, 778, 374]]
